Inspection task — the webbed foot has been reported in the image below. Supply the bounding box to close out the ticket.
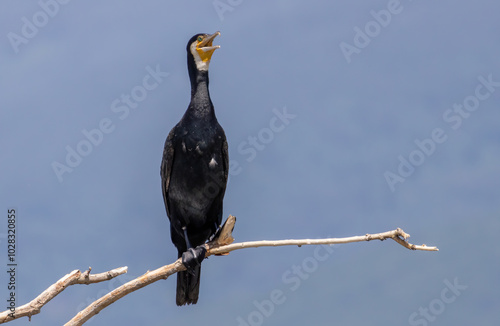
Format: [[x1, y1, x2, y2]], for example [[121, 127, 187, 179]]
[[181, 246, 207, 275]]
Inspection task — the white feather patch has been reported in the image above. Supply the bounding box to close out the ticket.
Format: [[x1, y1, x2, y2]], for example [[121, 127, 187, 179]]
[[209, 157, 218, 169], [190, 42, 209, 71]]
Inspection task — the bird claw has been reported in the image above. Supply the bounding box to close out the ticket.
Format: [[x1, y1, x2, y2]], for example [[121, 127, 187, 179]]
[[181, 246, 207, 275]]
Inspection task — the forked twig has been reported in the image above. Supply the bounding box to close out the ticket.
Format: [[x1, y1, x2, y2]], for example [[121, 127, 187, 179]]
[[0, 267, 127, 323]]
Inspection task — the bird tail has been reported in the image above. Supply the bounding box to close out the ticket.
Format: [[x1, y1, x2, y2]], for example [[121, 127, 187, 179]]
[[176, 265, 201, 306]]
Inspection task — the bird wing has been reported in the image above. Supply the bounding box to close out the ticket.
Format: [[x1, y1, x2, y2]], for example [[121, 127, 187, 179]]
[[214, 129, 229, 227], [222, 134, 229, 186], [161, 127, 176, 218]]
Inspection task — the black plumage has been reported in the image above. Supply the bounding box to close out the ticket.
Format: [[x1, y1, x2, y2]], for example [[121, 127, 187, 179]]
[[161, 32, 228, 306]]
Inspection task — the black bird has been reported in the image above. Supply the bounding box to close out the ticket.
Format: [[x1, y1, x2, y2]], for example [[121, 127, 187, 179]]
[[161, 32, 228, 306]]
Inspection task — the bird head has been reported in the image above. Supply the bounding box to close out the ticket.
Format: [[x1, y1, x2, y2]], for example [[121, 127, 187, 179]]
[[187, 31, 221, 72]]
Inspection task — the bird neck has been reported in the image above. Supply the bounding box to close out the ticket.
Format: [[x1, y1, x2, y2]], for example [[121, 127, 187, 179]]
[[187, 69, 216, 120]]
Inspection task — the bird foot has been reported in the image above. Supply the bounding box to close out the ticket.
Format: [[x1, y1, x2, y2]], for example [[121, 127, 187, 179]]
[[181, 246, 207, 275]]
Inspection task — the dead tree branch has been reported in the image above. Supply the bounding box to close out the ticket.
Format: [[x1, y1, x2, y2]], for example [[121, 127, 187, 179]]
[[0, 266, 127, 324], [207, 225, 438, 255], [0, 215, 437, 325]]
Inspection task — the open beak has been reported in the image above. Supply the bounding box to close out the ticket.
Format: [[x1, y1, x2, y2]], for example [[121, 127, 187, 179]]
[[196, 31, 221, 62]]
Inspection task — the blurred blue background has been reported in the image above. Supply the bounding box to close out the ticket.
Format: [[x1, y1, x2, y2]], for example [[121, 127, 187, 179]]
[[1, 0, 499, 325]]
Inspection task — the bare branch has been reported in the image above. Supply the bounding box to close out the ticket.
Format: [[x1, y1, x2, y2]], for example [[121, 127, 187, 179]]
[[207, 226, 438, 256], [0, 267, 127, 324], [64, 261, 186, 326], [0, 215, 438, 325], [66, 218, 436, 325]]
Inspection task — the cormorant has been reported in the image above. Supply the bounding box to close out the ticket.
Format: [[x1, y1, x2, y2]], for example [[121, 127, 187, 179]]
[[161, 32, 228, 306]]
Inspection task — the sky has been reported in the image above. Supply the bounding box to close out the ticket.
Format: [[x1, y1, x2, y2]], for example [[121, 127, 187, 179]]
[[1, 0, 499, 325]]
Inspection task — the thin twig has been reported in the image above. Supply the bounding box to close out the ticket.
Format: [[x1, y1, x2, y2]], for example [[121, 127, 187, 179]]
[[0, 267, 127, 323], [207, 227, 438, 256]]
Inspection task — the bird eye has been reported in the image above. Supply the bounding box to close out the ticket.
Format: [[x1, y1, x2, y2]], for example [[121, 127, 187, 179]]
[[197, 36, 203, 42]]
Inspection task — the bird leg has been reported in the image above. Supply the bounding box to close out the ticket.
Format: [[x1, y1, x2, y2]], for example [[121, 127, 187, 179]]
[[182, 226, 192, 249], [181, 227, 206, 275], [208, 222, 221, 242]]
